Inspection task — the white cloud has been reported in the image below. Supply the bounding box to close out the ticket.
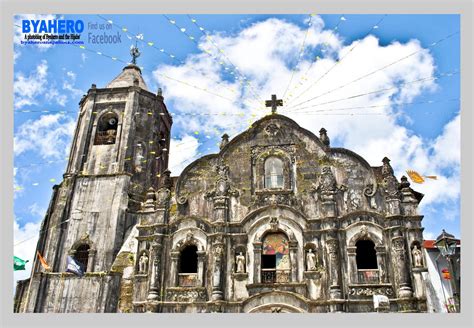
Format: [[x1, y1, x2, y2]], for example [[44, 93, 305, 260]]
[[28, 203, 47, 218], [14, 114, 76, 159], [62, 70, 84, 97], [14, 218, 42, 290], [14, 60, 48, 109], [168, 135, 200, 175], [153, 16, 459, 216], [45, 88, 68, 107]]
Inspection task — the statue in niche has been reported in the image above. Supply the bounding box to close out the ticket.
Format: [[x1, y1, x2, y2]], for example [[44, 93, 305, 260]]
[[412, 245, 423, 267], [319, 166, 337, 192], [236, 252, 246, 273], [306, 249, 317, 271], [139, 252, 149, 273]]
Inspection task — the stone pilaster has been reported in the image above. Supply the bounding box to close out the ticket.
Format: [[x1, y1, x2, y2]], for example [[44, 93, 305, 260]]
[[253, 242, 262, 283], [289, 241, 298, 282], [325, 238, 342, 299], [169, 251, 180, 287], [390, 231, 413, 299], [147, 242, 162, 301], [211, 239, 224, 301]]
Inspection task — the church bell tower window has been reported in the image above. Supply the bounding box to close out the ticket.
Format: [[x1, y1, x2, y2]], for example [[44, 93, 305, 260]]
[[264, 157, 284, 189], [94, 112, 118, 145], [74, 244, 90, 272]]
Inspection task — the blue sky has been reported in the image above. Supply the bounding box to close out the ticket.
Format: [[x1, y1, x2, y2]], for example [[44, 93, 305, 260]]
[[13, 14, 460, 283]]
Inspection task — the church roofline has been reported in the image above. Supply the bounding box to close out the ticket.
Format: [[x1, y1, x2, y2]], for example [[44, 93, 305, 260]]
[[174, 113, 388, 191], [219, 113, 328, 155]]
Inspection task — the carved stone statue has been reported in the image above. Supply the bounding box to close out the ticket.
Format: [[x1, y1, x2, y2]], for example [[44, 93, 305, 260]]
[[236, 252, 246, 273], [139, 252, 149, 273], [306, 249, 316, 271], [319, 166, 337, 193], [412, 245, 423, 267]]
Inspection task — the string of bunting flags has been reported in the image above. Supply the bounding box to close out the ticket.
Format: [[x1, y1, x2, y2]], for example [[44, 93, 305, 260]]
[[96, 14, 240, 99], [285, 15, 388, 107], [282, 14, 347, 104], [285, 71, 459, 113], [184, 14, 265, 108], [281, 14, 316, 99], [285, 29, 460, 111]]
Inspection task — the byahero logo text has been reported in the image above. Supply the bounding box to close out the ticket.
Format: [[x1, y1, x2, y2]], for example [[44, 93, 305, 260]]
[[21, 19, 84, 45], [20, 18, 123, 46]]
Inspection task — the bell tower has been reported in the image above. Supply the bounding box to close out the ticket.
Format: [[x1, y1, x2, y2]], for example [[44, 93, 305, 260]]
[[21, 47, 172, 312]]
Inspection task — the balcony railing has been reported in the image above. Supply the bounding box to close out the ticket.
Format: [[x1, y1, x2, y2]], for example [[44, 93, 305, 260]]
[[357, 269, 380, 284], [261, 269, 290, 283], [178, 273, 198, 287]]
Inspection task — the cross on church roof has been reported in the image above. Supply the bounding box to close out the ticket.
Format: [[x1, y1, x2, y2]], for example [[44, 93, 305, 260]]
[[265, 94, 283, 114], [130, 44, 141, 65]]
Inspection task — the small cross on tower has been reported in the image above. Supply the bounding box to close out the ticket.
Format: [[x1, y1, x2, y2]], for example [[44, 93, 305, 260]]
[[265, 94, 283, 114], [130, 43, 141, 65]]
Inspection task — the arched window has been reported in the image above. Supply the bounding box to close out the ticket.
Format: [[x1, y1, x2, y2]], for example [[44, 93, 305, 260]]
[[179, 245, 198, 273], [74, 244, 90, 272], [94, 112, 118, 145], [356, 240, 378, 269], [179, 245, 198, 287], [262, 233, 290, 283], [264, 157, 284, 189], [356, 239, 378, 283]]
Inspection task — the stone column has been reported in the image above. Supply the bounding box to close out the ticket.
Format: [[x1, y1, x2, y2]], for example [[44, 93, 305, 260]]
[[147, 242, 162, 301], [347, 246, 358, 283], [169, 251, 180, 287], [197, 250, 206, 287], [253, 242, 262, 283], [375, 246, 388, 283], [289, 241, 298, 282], [326, 238, 342, 299], [391, 232, 412, 299], [87, 249, 96, 272], [211, 243, 224, 301]]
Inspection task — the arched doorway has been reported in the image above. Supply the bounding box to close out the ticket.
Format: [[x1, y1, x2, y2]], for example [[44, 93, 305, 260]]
[[261, 232, 290, 283]]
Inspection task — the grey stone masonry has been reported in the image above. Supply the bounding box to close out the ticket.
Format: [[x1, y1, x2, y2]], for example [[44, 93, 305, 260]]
[[15, 64, 427, 313]]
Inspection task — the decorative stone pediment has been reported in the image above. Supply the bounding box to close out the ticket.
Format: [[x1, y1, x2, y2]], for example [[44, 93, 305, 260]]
[[206, 159, 239, 199], [348, 286, 394, 297]]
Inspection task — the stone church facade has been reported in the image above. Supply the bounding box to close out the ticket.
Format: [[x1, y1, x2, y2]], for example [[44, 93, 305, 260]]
[[15, 61, 430, 313]]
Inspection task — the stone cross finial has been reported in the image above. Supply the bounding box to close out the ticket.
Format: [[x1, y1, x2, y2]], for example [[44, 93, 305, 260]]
[[265, 94, 283, 114]]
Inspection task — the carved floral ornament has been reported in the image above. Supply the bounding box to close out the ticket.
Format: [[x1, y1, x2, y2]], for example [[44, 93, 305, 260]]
[[264, 123, 280, 136], [348, 287, 393, 296], [175, 230, 203, 250], [166, 288, 207, 302], [206, 159, 239, 199], [251, 145, 296, 164]]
